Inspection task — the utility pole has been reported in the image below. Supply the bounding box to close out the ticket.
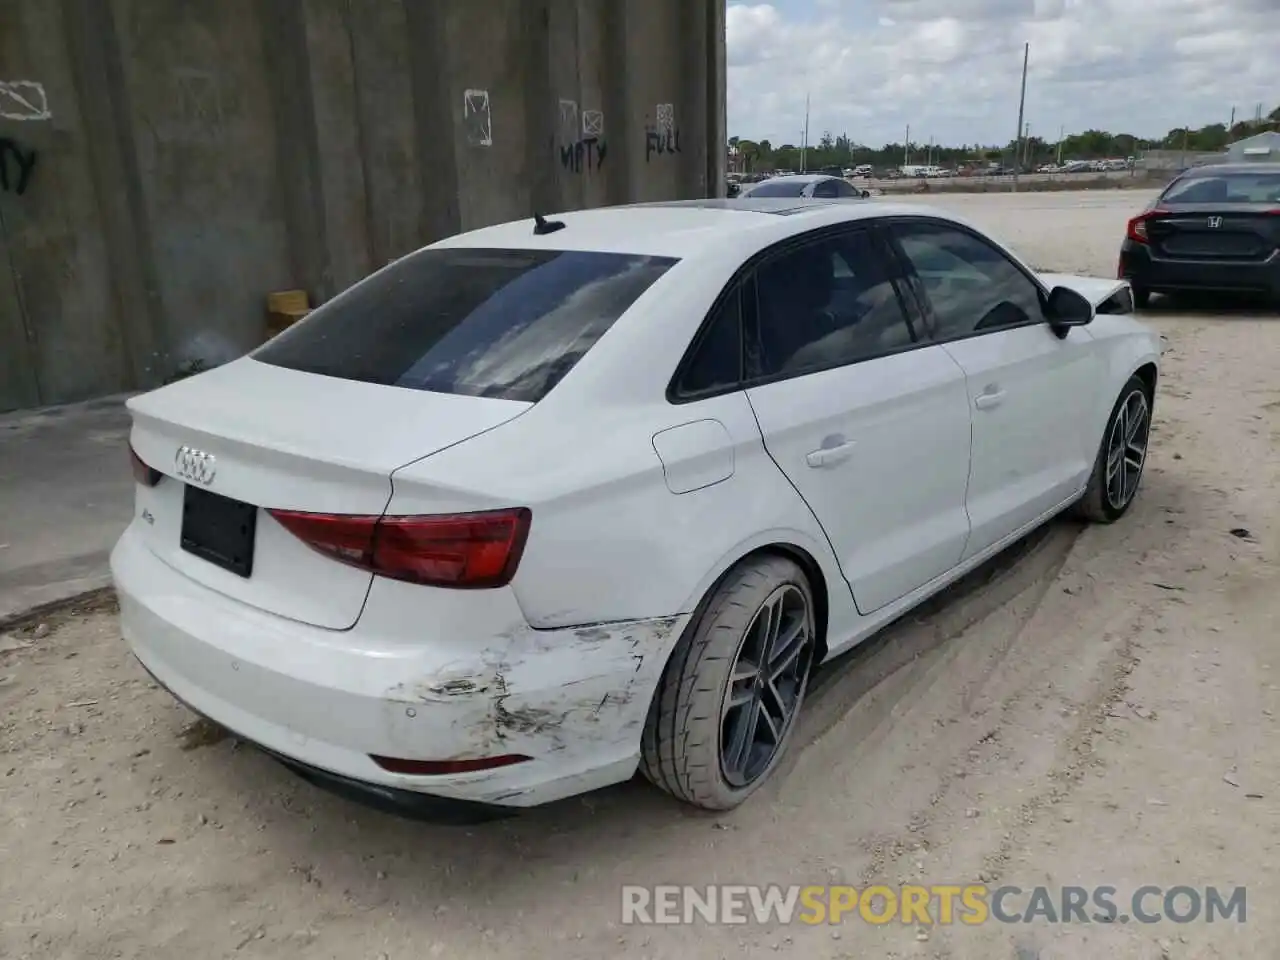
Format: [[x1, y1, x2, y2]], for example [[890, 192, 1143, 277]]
[[1056, 123, 1064, 165], [801, 93, 810, 173], [904, 124, 910, 166], [1023, 122, 1032, 166], [1229, 106, 1235, 133], [1012, 41, 1028, 192]]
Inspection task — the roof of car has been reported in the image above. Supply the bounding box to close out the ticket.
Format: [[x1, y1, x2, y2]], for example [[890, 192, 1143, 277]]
[[432, 198, 958, 259]]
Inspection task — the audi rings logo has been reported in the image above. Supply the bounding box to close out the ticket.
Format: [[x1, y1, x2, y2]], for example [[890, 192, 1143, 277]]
[[175, 445, 217, 486]]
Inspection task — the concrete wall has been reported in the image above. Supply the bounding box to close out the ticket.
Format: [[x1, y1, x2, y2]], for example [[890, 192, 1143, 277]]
[[1140, 149, 1227, 172], [0, 0, 728, 412]]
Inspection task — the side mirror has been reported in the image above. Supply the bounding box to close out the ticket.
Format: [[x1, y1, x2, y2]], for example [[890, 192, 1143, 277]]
[[1045, 285, 1093, 337]]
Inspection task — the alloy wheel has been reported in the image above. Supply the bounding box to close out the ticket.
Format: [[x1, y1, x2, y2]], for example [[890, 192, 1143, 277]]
[[1105, 389, 1150, 511], [720, 584, 814, 788]]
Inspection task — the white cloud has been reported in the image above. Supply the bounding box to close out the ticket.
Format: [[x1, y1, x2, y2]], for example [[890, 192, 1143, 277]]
[[727, 0, 1279, 146]]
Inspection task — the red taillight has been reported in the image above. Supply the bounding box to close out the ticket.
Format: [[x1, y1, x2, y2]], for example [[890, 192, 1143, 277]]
[[1126, 209, 1166, 245], [268, 506, 532, 589], [369, 754, 531, 775], [129, 444, 162, 487]]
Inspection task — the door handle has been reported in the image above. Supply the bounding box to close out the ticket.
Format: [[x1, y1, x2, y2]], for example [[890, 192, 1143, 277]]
[[974, 389, 1006, 410], [805, 439, 856, 468]]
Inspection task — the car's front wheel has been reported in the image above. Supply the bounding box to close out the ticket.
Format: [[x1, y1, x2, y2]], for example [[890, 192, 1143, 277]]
[[1075, 374, 1152, 523], [640, 555, 816, 810]]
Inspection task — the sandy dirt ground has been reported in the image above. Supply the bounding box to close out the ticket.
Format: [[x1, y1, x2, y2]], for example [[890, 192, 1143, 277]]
[[2, 191, 1278, 960]]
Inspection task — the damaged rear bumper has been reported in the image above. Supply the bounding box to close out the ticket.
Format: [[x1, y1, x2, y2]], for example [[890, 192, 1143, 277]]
[[110, 525, 688, 810]]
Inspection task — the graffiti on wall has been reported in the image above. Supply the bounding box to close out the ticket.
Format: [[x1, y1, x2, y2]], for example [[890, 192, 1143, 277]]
[[161, 68, 224, 143], [464, 89, 492, 147], [557, 99, 606, 175], [645, 103, 680, 161], [0, 138, 37, 195], [0, 81, 51, 121]]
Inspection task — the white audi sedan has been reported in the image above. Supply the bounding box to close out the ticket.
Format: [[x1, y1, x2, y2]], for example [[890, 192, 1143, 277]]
[[112, 197, 1160, 821]]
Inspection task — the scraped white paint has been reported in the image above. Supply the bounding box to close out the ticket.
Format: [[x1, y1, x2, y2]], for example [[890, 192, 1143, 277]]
[[463, 89, 492, 146], [0, 81, 51, 121], [582, 109, 604, 137]]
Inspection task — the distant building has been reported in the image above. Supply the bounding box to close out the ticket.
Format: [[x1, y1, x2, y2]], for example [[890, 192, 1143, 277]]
[[1225, 130, 1280, 162]]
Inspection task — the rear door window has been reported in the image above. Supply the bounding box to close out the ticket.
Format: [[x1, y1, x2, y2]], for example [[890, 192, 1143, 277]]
[[751, 228, 919, 378], [254, 248, 677, 403]]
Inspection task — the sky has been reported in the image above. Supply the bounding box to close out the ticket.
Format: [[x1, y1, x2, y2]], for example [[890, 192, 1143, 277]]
[[726, 0, 1279, 148]]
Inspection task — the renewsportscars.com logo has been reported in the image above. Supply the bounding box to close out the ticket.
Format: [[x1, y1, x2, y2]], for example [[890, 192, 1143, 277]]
[[621, 885, 1247, 926]]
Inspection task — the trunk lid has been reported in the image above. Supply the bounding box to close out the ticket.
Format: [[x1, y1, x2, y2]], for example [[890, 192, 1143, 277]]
[[1144, 203, 1280, 261], [127, 358, 530, 629]]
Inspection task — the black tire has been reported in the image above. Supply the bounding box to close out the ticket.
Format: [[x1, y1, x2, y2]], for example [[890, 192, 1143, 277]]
[[640, 555, 816, 810], [1074, 375, 1152, 523], [1131, 287, 1151, 309]]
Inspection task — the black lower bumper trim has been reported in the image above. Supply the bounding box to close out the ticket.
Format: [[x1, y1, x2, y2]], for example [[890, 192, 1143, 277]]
[[264, 750, 518, 826], [133, 654, 518, 826]]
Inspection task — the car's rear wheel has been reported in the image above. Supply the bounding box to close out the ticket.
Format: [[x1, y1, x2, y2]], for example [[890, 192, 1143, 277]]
[[640, 555, 816, 810], [1075, 375, 1152, 523]]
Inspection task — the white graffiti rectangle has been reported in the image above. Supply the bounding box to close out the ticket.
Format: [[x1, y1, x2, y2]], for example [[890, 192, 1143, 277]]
[[582, 109, 604, 137], [0, 81, 51, 121], [463, 88, 492, 146], [655, 103, 674, 137], [559, 99, 578, 139]]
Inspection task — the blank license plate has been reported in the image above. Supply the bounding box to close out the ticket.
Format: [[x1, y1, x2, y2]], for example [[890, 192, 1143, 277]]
[[180, 485, 258, 578]]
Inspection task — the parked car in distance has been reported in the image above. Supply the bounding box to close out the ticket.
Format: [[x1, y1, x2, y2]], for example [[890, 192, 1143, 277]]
[[1119, 162, 1280, 307], [114, 197, 1160, 821], [740, 174, 870, 199]]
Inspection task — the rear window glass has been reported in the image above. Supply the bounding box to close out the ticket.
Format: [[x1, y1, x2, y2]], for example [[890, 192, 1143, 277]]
[[744, 180, 808, 198], [1161, 171, 1280, 204], [254, 248, 677, 403]]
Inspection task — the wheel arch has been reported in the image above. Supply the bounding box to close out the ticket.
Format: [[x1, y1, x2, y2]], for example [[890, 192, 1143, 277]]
[[673, 535, 837, 672], [1131, 360, 1158, 402]]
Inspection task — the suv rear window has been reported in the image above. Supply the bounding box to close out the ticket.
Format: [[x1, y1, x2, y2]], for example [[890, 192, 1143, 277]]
[[254, 248, 677, 403]]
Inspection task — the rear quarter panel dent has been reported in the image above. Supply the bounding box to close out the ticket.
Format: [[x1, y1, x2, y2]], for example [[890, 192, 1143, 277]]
[[380, 615, 687, 763]]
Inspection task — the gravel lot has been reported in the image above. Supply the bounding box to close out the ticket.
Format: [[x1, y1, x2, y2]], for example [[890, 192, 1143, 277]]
[[2, 191, 1278, 960]]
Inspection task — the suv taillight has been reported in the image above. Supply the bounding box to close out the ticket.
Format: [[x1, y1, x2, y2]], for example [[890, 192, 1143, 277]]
[[130, 443, 162, 487], [1126, 209, 1167, 245], [268, 507, 532, 589]]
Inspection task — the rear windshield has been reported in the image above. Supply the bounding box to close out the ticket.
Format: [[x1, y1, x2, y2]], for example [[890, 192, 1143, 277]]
[[1161, 171, 1280, 204], [254, 248, 677, 403], [744, 180, 808, 198]]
